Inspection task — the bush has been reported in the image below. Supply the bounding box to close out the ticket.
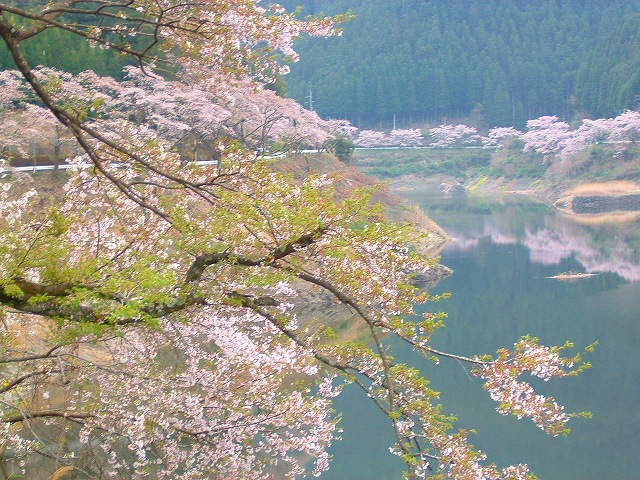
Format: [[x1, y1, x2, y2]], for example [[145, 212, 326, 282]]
[[324, 135, 355, 164]]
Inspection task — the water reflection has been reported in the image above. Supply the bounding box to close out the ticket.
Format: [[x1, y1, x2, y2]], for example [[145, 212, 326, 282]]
[[418, 191, 640, 282], [321, 187, 640, 480]]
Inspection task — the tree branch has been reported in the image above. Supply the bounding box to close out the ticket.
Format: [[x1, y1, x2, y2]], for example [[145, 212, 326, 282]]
[[3, 410, 90, 424], [185, 225, 328, 283], [0, 345, 63, 364], [0, 369, 58, 395]]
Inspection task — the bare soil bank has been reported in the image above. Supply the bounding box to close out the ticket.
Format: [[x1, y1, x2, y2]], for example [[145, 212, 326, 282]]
[[388, 173, 640, 222], [275, 154, 451, 256], [553, 180, 640, 217]]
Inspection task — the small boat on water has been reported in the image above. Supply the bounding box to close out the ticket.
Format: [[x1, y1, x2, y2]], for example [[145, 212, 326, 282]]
[[546, 270, 599, 280]]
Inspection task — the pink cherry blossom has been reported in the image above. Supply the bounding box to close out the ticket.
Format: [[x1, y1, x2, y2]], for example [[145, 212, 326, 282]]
[[428, 124, 482, 147], [355, 129, 391, 147], [390, 128, 424, 147], [0, 2, 592, 479]]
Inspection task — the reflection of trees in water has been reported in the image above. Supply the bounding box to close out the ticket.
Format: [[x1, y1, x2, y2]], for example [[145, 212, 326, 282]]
[[442, 202, 640, 282], [445, 223, 519, 252], [446, 235, 480, 251], [524, 228, 593, 265], [422, 218, 639, 480], [524, 215, 640, 282]]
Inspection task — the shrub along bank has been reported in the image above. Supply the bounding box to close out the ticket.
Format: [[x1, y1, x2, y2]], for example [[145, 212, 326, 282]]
[[355, 143, 640, 199]]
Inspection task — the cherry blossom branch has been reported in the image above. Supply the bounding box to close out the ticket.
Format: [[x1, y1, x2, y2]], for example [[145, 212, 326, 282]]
[[0, 345, 63, 364], [263, 264, 433, 474], [2, 410, 90, 425], [0, 225, 330, 325], [247, 298, 424, 470], [185, 225, 328, 283], [412, 340, 493, 366], [0, 370, 58, 395]]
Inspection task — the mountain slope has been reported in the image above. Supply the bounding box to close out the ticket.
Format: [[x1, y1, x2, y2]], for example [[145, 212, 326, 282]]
[[279, 0, 640, 128]]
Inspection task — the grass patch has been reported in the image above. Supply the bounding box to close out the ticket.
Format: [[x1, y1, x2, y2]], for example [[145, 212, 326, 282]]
[[356, 148, 491, 179]]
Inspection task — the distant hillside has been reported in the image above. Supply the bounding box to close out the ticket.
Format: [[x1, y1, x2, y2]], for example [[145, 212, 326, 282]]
[[278, 0, 640, 129], [575, 14, 640, 118], [4, 1, 640, 129], [0, 7, 136, 78]]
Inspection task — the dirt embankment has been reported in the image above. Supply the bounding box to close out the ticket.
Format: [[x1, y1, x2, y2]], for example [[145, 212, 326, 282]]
[[388, 171, 640, 222], [273, 154, 452, 336], [274, 154, 451, 256], [553, 181, 640, 219]]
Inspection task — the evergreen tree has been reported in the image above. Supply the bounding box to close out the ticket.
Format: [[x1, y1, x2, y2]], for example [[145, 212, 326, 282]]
[[575, 14, 640, 116], [280, 0, 640, 127]]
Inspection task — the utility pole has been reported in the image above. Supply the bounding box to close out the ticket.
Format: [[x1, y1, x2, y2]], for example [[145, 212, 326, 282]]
[[307, 90, 314, 111], [31, 139, 37, 169]]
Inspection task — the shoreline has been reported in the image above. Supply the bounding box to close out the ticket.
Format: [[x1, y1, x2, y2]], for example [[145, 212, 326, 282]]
[[385, 174, 640, 219]]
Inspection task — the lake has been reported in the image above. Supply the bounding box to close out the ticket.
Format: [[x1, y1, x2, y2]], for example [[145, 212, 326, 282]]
[[321, 187, 640, 480]]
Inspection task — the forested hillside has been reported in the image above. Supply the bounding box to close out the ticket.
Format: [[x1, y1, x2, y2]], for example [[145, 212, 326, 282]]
[[575, 14, 640, 118], [0, 27, 135, 77], [0, 1, 140, 76], [279, 0, 640, 128], [5, 1, 640, 128]]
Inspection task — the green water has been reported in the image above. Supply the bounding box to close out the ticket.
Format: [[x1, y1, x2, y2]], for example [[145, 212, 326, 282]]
[[322, 190, 640, 479]]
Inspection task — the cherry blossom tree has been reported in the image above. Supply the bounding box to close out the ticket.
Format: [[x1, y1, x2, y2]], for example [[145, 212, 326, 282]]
[[2, 64, 338, 165], [0, 101, 69, 166], [557, 118, 611, 159], [483, 126, 523, 148], [115, 67, 233, 161], [520, 116, 571, 157], [117, 68, 335, 157], [226, 86, 332, 153], [0, 70, 35, 159], [0, 105, 39, 160], [354, 129, 391, 147], [390, 128, 425, 147], [428, 124, 482, 147], [354, 129, 423, 148], [517, 111, 640, 159], [0, 2, 592, 479], [609, 109, 640, 143]]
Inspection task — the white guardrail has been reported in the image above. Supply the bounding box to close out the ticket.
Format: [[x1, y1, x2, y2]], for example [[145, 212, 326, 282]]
[[0, 152, 294, 176], [1, 145, 489, 176]]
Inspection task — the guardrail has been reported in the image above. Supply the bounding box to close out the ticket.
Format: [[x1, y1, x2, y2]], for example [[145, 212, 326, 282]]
[[5, 147, 469, 176], [0, 153, 292, 177]]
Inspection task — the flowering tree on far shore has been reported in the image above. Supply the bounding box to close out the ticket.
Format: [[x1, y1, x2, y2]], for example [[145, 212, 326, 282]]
[[428, 124, 483, 147], [352, 110, 640, 161], [390, 128, 424, 147], [355, 129, 391, 147], [516, 111, 640, 159], [483, 126, 523, 148], [425, 111, 640, 160], [0, 2, 592, 479], [520, 116, 571, 157], [354, 129, 425, 148]]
